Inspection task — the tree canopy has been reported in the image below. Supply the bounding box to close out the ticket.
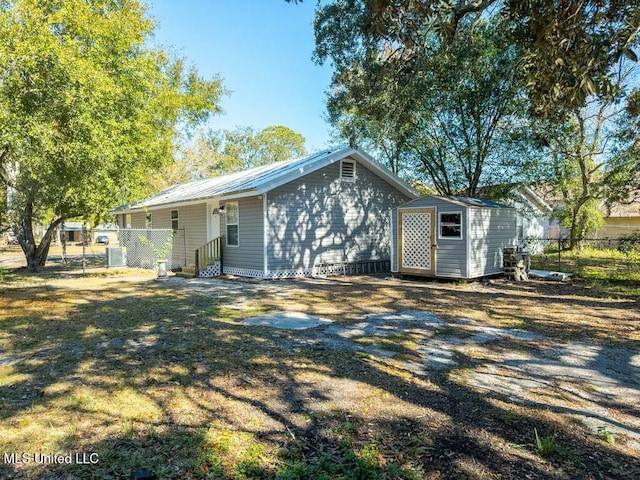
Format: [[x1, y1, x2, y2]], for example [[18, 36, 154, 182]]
[[149, 125, 307, 191], [313, 0, 640, 120], [0, 0, 224, 270], [312, 0, 640, 245], [318, 13, 543, 196]]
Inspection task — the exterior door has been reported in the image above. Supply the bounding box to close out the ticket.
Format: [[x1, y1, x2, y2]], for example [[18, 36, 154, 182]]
[[206, 201, 221, 242], [398, 207, 436, 275]]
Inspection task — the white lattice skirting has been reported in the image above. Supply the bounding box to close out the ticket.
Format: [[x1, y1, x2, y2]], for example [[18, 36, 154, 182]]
[[198, 261, 222, 278], [222, 261, 390, 279]]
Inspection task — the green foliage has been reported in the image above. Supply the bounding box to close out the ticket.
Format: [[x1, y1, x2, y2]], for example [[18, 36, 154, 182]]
[[534, 428, 561, 458], [313, 0, 640, 120], [555, 197, 605, 242], [597, 426, 616, 444], [618, 231, 640, 256], [312, 0, 640, 243], [316, 11, 542, 195], [149, 124, 307, 190], [137, 231, 174, 263], [0, 0, 224, 270], [209, 125, 307, 175]]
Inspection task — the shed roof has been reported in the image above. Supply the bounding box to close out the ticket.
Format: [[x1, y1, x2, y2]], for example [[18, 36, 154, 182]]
[[400, 195, 513, 209], [113, 147, 417, 213]]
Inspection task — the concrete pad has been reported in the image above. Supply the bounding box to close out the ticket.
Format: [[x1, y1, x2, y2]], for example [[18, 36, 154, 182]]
[[243, 311, 333, 330]]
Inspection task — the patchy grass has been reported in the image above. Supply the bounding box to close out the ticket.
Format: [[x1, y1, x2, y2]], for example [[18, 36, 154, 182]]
[[531, 247, 640, 297], [0, 257, 638, 479]]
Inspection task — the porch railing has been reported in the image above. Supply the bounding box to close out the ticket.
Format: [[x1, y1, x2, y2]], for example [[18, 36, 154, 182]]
[[195, 236, 223, 275]]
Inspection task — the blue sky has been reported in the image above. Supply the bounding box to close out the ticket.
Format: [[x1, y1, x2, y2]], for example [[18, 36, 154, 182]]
[[147, 0, 335, 152]]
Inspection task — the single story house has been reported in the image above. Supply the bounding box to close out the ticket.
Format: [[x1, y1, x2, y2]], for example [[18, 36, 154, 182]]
[[56, 222, 118, 245], [112, 147, 418, 278], [59, 221, 85, 243], [391, 195, 517, 279], [477, 185, 553, 250], [595, 201, 640, 239]]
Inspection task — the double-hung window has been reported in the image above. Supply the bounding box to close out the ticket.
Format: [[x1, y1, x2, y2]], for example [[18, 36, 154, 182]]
[[226, 202, 239, 247]]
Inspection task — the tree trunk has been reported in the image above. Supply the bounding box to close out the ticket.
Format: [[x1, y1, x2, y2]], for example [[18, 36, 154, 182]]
[[568, 196, 588, 250], [25, 238, 52, 273], [14, 198, 65, 272]]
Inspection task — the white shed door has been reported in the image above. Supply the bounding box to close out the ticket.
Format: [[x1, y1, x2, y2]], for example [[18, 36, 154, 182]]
[[399, 208, 436, 275]]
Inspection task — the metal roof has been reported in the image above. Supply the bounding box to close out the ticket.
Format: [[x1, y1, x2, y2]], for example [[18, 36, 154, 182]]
[[400, 195, 513, 209], [112, 147, 417, 213]]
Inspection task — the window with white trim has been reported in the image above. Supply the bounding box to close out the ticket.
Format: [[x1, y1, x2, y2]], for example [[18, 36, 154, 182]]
[[340, 159, 356, 182], [439, 212, 462, 239], [171, 210, 179, 231], [225, 202, 239, 247], [145, 212, 152, 228]]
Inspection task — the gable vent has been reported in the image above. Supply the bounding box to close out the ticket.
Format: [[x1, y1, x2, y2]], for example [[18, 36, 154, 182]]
[[340, 160, 356, 182]]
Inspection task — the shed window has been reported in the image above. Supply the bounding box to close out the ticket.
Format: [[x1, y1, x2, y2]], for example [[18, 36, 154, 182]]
[[171, 210, 179, 231], [439, 212, 462, 239], [124, 214, 131, 228], [145, 213, 153, 228], [340, 160, 356, 182], [225, 202, 239, 247]]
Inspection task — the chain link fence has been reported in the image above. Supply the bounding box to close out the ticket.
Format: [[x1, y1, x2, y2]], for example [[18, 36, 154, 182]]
[[522, 237, 640, 275], [117, 228, 186, 270]]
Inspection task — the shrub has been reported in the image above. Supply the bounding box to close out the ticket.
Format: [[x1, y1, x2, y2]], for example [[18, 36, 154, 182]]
[[618, 231, 640, 256]]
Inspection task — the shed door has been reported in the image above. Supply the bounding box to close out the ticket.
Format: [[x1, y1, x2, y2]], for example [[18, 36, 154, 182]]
[[398, 208, 436, 275]]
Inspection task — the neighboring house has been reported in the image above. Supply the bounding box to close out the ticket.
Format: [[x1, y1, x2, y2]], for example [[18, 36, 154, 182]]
[[391, 196, 517, 279], [59, 221, 85, 243], [511, 186, 553, 242], [112, 147, 417, 278], [477, 185, 553, 241], [594, 202, 640, 239], [58, 222, 118, 244]]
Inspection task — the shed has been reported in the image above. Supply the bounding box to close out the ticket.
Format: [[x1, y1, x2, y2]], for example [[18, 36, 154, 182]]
[[390, 196, 517, 279]]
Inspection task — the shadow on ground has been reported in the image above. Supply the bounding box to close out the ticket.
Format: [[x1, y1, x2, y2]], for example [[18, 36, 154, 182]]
[[0, 273, 638, 479]]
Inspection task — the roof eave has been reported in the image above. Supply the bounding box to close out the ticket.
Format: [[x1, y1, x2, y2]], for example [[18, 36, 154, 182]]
[[109, 188, 261, 214]]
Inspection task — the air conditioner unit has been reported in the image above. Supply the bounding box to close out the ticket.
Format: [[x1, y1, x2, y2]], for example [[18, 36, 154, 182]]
[[106, 247, 127, 267]]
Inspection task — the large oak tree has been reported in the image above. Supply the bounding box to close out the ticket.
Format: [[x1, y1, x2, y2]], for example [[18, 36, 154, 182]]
[[0, 0, 224, 271]]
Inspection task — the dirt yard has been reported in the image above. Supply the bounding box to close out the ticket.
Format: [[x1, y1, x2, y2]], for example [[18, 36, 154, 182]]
[[0, 258, 638, 479]]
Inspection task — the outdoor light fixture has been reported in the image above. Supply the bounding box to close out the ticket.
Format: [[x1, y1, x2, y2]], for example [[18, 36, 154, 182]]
[[213, 205, 225, 215]]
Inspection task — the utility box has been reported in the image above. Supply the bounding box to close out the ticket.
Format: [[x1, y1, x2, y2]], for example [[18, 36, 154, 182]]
[[106, 247, 127, 267]]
